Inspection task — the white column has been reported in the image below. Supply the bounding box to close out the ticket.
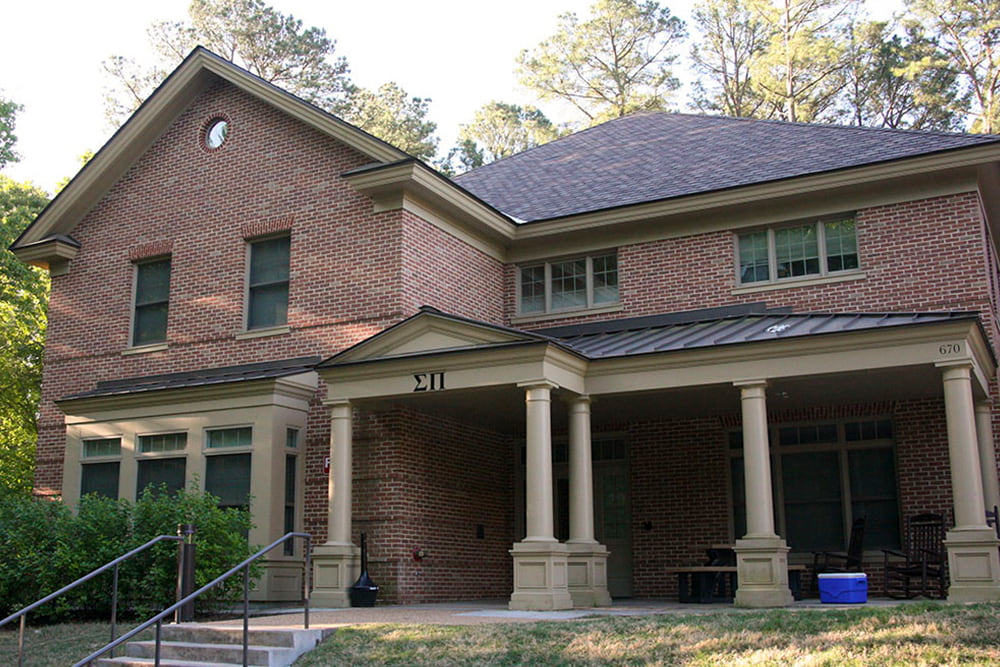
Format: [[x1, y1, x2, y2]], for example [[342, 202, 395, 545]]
[[941, 365, 987, 529], [732, 379, 791, 608], [975, 401, 1000, 514], [328, 401, 354, 545], [311, 400, 358, 608], [939, 363, 1000, 602], [523, 382, 557, 542], [738, 381, 777, 538], [509, 381, 572, 611], [568, 395, 596, 544], [565, 394, 610, 607]]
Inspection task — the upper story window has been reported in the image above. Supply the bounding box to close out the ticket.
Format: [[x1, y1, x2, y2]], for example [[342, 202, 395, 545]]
[[518, 252, 618, 315], [132, 258, 171, 346], [247, 235, 290, 330], [737, 218, 858, 285]]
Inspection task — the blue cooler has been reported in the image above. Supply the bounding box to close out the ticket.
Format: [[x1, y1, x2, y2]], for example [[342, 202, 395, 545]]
[[817, 573, 867, 603]]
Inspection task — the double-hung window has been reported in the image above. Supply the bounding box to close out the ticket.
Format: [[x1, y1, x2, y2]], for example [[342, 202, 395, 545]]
[[247, 236, 290, 330], [132, 258, 171, 346], [518, 252, 618, 315], [737, 218, 858, 285]]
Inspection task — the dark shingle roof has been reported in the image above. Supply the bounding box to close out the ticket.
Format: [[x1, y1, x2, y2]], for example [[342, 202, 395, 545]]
[[454, 113, 1000, 222], [61, 356, 321, 401], [539, 311, 978, 359]]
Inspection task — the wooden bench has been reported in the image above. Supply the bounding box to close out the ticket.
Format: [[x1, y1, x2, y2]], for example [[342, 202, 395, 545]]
[[667, 565, 806, 603]]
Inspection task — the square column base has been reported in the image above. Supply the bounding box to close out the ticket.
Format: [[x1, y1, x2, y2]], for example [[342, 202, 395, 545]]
[[566, 541, 612, 607], [509, 541, 574, 610], [945, 528, 1000, 602], [311, 543, 359, 608], [733, 536, 794, 608]]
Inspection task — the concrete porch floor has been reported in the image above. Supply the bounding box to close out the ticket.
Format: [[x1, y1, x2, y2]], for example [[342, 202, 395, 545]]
[[204, 597, 933, 630]]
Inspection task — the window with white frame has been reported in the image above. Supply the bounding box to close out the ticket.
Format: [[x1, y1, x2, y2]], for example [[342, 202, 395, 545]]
[[518, 252, 618, 315], [81, 437, 121, 499], [132, 257, 171, 346], [729, 418, 899, 553], [247, 235, 290, 330], [737, 217, 858, 285]]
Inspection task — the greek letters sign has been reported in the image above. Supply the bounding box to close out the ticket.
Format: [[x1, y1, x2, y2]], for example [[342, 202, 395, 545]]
[[324, 456, 330, 474], [413, 371, 446, 392]]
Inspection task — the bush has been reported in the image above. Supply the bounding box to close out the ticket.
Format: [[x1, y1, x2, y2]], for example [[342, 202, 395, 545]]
[[0, 487, 256, 623]]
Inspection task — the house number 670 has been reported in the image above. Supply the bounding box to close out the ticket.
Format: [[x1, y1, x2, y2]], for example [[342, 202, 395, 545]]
[[413, 372, 446, 392], [939, 343, 962, 355]]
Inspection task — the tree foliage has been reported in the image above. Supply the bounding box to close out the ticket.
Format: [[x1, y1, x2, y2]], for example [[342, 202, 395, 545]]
[[447, 102, 563, 171], [747, 0, 856, 123], [0, 96, 21, 169], [104, 0, 351, 126], [904, 0, 1000, 133], [517, 0, 687, 123], [839, 20, 964, 130], [339, 82, 438, 161], [0, 175, 49, 498], [690, 0, 776, 117], [103, 0, 439, 157]]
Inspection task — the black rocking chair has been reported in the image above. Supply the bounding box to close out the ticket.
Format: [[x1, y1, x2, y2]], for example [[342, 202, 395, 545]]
[[811, 517, 866, 591], [882, 512, 948, 599]]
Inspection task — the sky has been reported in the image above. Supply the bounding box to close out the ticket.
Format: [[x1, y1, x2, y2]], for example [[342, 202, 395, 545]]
[[3, 0, 902, 194]]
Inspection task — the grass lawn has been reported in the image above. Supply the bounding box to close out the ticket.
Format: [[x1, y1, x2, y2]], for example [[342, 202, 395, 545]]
[[0, 621, 155, 666], [295, 602, 1000, 666]]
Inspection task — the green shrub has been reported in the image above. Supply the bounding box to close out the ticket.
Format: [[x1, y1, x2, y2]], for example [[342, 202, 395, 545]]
[[0, 487, 257, 624]]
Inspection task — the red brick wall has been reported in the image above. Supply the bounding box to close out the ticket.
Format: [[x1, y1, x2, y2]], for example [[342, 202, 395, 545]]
[[507, 193, 995, 332], [349, 407, 513, 603]]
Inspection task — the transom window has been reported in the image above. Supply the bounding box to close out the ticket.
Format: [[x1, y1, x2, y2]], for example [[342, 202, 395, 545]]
[[247, 235, 290, 330], [82, 437, 121, 458], [737, 218, 858, 285], [729, 418, 899, 553], [132, 258, 171, 346], [138, 432, 187, 454], [206, 427, 252, 449], [518, 253, 618, 315]]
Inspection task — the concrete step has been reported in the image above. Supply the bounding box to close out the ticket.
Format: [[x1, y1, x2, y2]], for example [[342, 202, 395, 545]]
[[94, 624, 333, 667]]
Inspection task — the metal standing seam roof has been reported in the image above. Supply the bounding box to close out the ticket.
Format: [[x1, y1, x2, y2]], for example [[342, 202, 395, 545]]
[[454, 112, 1000, 222], [537, 312, 981, 360], [60, 356, 322, 401]]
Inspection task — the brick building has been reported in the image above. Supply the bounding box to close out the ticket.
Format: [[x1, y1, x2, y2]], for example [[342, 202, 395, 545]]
[[12, 48, 1000, 608]]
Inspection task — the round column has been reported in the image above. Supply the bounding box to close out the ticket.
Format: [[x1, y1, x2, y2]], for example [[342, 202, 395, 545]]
[[568, 395, 596, 544], [737, 380, 777, 538], [975, 401, 1000, 514], [942, 365, 987, 529], [523, 382, 557, 542], [327, 401, 353, 545]]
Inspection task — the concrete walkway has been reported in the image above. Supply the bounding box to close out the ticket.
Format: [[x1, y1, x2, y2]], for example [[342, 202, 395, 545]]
[[204, 597, 920, 631]]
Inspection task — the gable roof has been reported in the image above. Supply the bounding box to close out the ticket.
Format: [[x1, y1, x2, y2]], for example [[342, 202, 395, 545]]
[[455, 112, 1000, 222], [12, 47, 408, 253]]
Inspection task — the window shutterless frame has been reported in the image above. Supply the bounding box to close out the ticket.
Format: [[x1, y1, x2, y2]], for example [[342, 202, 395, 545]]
[[245, 235, 290, 330], [131, 257, 172, 346], [735, 217, 858, 286], [516, 252, 619, 315]]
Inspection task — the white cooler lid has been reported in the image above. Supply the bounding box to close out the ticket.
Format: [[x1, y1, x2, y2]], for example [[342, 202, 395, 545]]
[[817, 573, 866, 579]]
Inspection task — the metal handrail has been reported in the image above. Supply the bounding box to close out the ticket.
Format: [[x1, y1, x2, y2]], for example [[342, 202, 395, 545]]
[[74, 532, 313, 667], [0, 534, 183, 667]]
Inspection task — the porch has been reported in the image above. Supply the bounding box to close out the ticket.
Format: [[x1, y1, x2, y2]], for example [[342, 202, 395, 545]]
[[309, 306, 1000, 609]]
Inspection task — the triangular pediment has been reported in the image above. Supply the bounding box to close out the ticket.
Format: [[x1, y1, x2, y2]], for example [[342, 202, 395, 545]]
[[326, 309, 544, 365], [13, 47, 408, 254]]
